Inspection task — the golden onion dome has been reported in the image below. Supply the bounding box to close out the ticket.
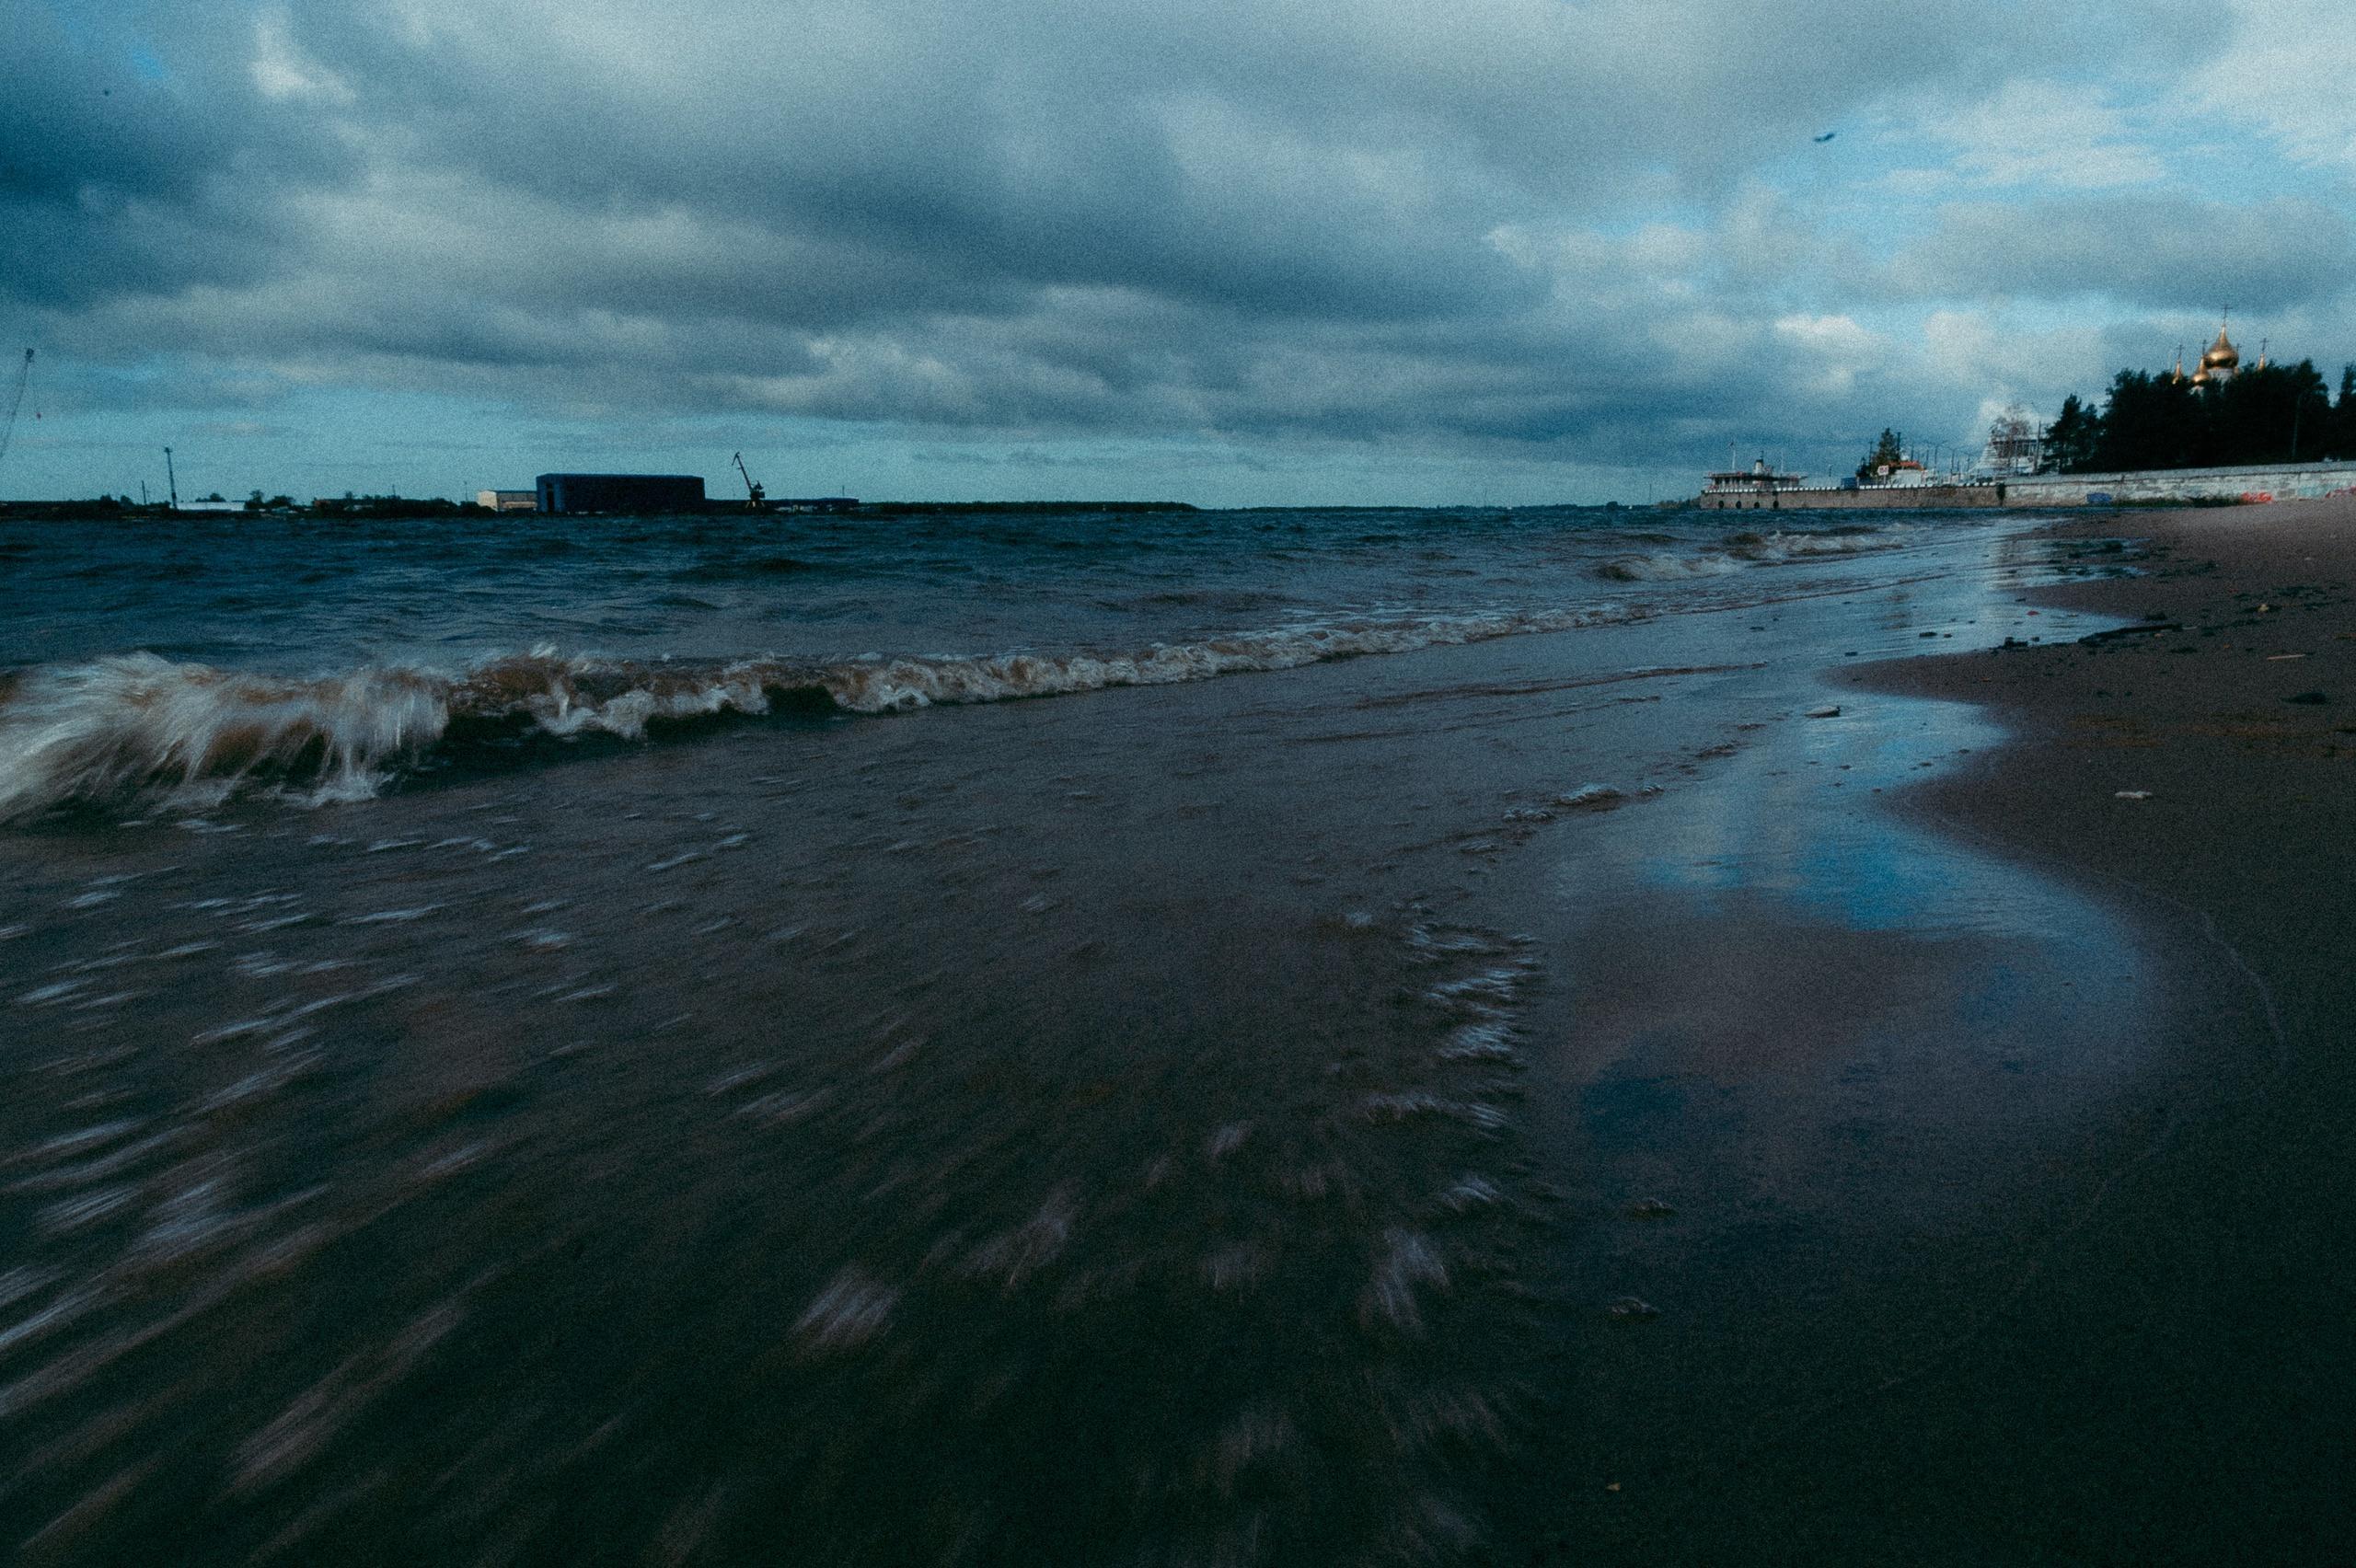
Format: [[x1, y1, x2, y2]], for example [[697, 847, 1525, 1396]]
[[2200, 327, 2239, 370]]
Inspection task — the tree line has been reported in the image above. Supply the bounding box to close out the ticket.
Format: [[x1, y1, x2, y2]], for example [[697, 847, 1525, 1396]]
[[2041, 360, 2356, 473]]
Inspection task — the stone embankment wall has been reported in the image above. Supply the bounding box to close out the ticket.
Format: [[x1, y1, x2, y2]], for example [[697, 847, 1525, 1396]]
[[2002, 461, 2356, 506], [1694, 460, 2356, 512]]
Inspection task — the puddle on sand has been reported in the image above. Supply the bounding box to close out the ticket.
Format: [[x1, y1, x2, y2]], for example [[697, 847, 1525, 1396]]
[[1463, 672, 2269, 1551]]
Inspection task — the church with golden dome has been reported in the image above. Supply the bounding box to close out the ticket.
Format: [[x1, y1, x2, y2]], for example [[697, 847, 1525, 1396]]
[[2173, 312, 2248, 389]]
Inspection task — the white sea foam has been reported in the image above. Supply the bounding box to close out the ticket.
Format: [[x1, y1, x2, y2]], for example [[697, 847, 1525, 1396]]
[[1553, 782, 1624, 810], [1596, 525, 1907, 582], [1727, 525, 1913, 560], [0, 605, 1639, 821], [1436, 1022, 1517, 1062], [794, 1266, 898, 1352], [1596, 552, 1744, 582], [1358, 1228, 1449, 1335], [956, 1187, 1077, 1289], [0, 653, 447, 823]]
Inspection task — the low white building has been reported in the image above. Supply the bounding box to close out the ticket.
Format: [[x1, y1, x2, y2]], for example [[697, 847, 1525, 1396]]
[[477, 490, 537, 513], [1699, 455, 1808, 502]]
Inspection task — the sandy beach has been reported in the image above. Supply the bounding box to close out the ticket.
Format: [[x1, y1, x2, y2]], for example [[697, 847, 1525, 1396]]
[[1542, 497, 2356, 1563]]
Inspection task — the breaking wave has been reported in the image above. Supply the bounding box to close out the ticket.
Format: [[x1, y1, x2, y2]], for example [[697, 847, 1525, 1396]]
[[1725, 525, 1911, 559], [0, 605, 1633, 820], [1596, 525, 1911, 582], [1595, 553, 1744, 582]]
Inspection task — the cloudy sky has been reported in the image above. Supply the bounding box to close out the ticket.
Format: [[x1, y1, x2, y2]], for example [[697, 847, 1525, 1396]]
[[6, 0, 2354, 506]]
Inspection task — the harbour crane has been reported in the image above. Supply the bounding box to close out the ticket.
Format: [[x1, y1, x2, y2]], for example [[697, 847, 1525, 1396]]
[[733, 452, 767, 510], [0, 350, 33, 477]]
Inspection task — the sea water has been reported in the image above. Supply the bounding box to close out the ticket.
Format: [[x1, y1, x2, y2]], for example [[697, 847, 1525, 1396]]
[[0, 506, 2178, 1563]]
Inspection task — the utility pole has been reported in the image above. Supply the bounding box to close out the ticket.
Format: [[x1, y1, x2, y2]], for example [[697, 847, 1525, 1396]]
[[164, 446, 179, 510]]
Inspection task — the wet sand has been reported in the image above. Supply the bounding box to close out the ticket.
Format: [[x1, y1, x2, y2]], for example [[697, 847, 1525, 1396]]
[[1545, 499, 2356, 1562]]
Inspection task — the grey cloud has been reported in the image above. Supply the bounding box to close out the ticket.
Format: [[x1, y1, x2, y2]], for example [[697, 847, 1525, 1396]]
[[1, 6, 359, 306], [0, 0, 2252, 482], [1892, 196, 2356, 311]]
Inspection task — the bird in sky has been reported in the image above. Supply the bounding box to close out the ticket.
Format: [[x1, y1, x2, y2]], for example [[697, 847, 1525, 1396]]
[[1812, 131, 1837, 143]]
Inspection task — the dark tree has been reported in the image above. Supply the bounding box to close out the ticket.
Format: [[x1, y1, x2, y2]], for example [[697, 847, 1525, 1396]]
[[2090, 372, 2186, 471], [2287, 360, 2333, 462], [2204, 361, 2331, 467], [2056, 351, 2356, 472], [2043, 395, 2101, 472], [1855, 427, 1904, 481]]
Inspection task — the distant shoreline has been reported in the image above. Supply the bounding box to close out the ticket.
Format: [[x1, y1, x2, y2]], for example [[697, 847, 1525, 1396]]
[[0, 497, 1206, 521]]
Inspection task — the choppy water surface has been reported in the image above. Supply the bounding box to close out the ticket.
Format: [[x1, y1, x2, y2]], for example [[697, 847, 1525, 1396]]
[[0, 506, 1933, 820], [0, 506, 2171, 1562]]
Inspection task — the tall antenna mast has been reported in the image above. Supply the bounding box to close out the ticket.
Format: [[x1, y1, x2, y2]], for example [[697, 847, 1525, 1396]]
[[0, 349, 34, 479], [165, 446, 179, 510]]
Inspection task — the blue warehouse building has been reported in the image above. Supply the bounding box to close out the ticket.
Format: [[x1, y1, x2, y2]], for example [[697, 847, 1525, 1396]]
[[535, 473, 706, 514]]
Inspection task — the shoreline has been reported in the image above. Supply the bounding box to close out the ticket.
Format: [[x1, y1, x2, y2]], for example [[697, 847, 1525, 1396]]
[[1576, 498, 2356, 1562]]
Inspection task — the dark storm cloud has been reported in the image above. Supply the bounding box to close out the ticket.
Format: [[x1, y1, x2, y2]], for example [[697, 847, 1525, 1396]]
[[3, 0, 2249, 469], [0, 5, 361, 306]]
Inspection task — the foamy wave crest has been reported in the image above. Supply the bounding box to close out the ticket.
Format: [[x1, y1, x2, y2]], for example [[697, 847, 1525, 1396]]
[[0, 607, 1630, 820], [816, 606, 1624, 712], [1594, 553, 1743, 582], [1597, 525, 1911, 582], [0, 654, 452, 822], [1726, 526, 1911, 560]]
